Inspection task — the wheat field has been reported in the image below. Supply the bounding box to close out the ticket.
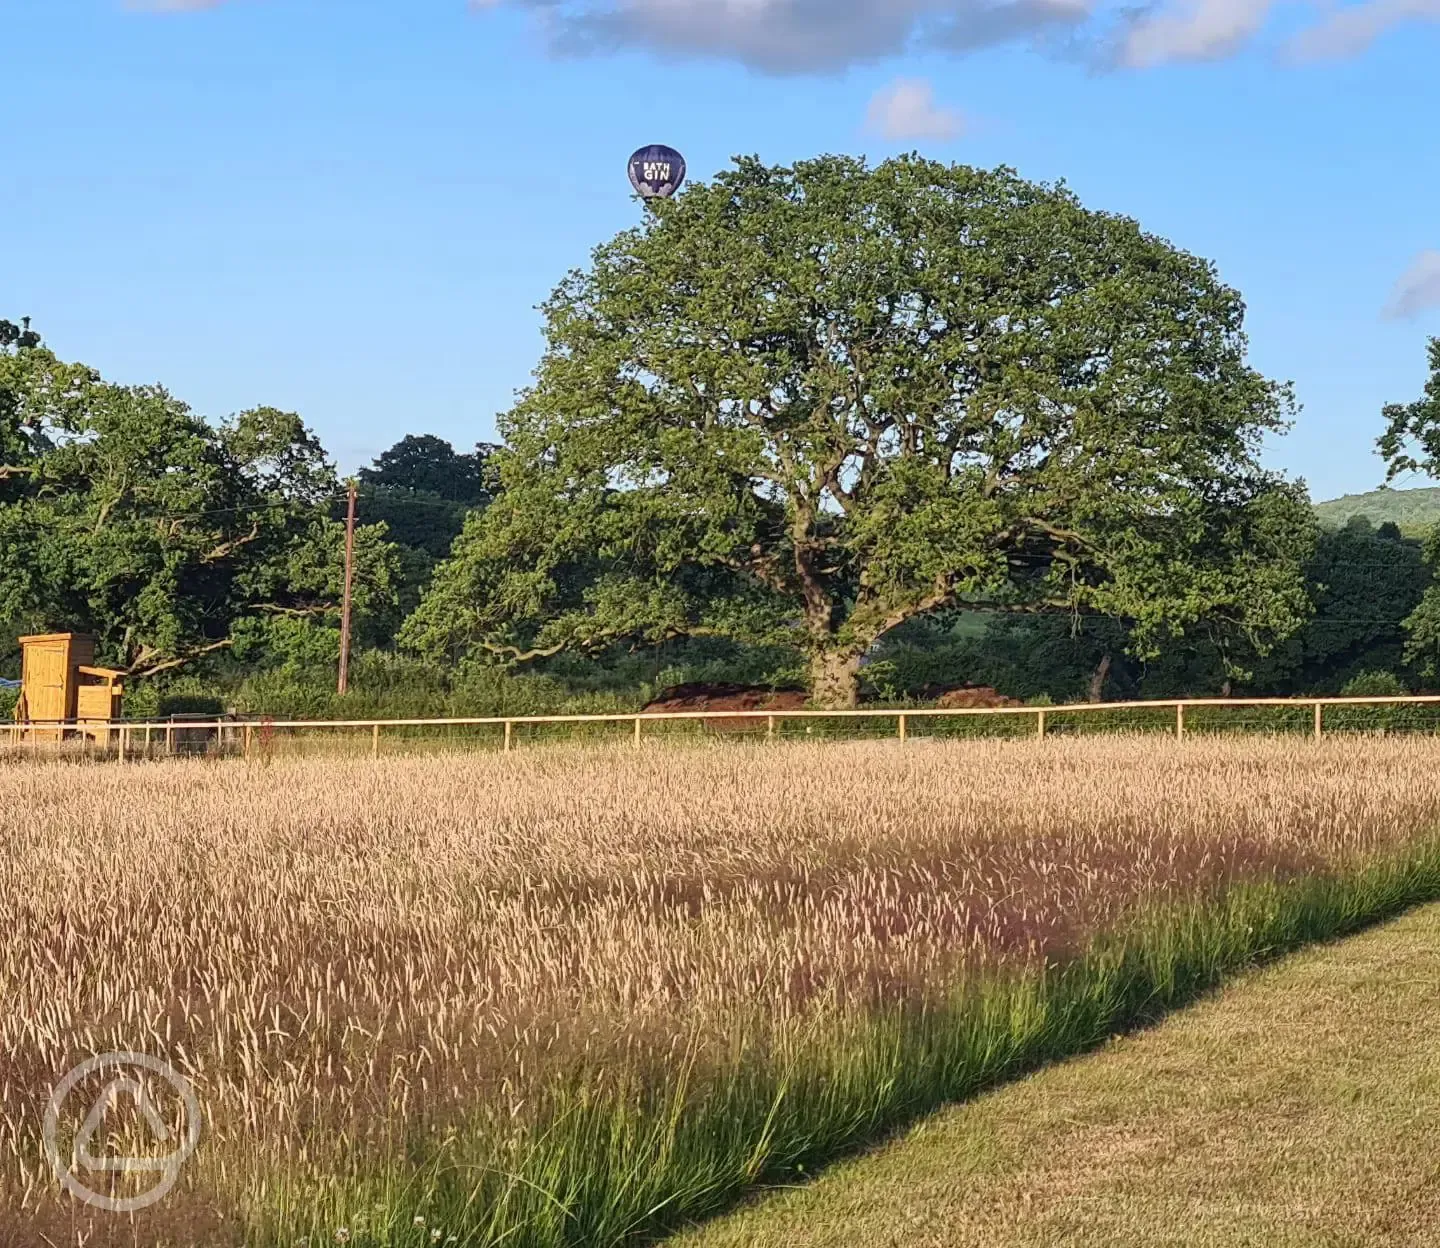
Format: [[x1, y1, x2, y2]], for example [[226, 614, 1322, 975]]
[[3, 737, 1440, 1246]]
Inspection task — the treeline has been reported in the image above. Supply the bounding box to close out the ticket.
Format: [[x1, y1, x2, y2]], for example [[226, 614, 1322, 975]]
[[7, 156, 1440, 715], [5, 314, 1440, 718], [0, 317, 779, 718], [875, 515, 1437, 704]]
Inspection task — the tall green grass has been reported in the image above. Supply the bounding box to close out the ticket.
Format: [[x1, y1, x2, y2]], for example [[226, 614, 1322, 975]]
[[256, 837, 1440, 1248]]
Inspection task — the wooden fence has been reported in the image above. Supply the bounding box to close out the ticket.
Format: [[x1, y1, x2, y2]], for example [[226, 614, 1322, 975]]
[[7, 694, 1440, 761]]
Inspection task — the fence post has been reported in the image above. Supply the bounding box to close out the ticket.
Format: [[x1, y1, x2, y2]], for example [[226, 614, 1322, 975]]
[[504, 721, 513, 753], [898, 713, 907, 743], [634, 716, 643, 749], [766, 714, 775, 742], [243, 723, 252, 762], [1314, 701, 1324, 741], [1176, 703, 1186, 741], [143, 724, 152, 759], [372, 724, 381, 759], [117, 725, 127, 764], [1037, 709, 1046, 739]]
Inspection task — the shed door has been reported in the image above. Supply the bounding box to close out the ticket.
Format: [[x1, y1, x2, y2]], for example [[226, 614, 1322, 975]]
[[22, 643, 68, 721]]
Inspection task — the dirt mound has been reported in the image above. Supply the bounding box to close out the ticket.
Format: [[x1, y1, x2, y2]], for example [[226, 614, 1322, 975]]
[[642, 684, 810, 733], [932, 685, 1025, 710], [642, 683, 809, 716]]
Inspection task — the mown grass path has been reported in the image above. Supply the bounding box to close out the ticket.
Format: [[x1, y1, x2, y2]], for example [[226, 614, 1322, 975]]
[[675, 902, 1440, 1248]]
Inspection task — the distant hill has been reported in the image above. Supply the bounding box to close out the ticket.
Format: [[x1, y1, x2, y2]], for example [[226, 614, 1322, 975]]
[[1313, 487, 1440, 534]]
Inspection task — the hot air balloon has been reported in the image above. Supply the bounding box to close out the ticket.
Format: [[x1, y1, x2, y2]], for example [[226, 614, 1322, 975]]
[[628, 145, 687, 201]]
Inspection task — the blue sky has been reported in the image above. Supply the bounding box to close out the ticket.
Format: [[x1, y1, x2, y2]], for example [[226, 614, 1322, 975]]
[[4, 0, 1439, 501]]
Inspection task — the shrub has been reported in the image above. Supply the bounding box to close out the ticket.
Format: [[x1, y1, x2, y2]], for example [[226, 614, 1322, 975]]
[[1340, 670, 1409, 698]]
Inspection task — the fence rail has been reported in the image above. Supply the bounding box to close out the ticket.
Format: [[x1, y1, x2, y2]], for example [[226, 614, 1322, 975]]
[[6, 694, 1440, 761]]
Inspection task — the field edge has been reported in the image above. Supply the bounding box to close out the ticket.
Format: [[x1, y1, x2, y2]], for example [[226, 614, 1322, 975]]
[[255, 836, 1440, 1247]]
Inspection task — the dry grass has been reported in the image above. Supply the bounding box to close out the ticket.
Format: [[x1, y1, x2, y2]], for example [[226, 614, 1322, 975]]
[[1, 737, 1439, 1244]]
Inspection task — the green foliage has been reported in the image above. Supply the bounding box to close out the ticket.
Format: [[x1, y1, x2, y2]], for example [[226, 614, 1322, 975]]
[[356, 488, 468, 563], [1251, 523, 1428, 694], [409, 155, 1314, 706], [1401, 524, 1440, 680], [1379, 338, 1440, 483], [1337, 345, 1440, 685], [0, 318, 41, 353], [119, 681, 162, 719], [865, 520, 1430, 703], [144, 635, 805, 722], [354, 436, 502, 613], [12, 263, 1440, 713], [208, 656, 635, 721], [866, 613, 1124, 703], [0, 333, 403, 679], [1339, 670, 1408, 697], [358, 434, 497, 504]]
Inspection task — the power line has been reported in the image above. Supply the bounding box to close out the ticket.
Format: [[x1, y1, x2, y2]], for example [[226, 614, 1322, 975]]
[[146, 485, 493, 522], [5, 486, 491, 524]]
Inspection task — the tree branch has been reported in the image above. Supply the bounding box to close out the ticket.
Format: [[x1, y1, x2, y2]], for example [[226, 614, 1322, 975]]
[[718, 544, 792, 597], [476, 639, 568, 664], [93, 487, 126, 536], [1021, 517, 1093, 549], [202, 521, 262, 563], [867, 579, 957, 645], [789, 501, 836, 635], [126, 639, 235, 679], [254, 603, 334, 618]]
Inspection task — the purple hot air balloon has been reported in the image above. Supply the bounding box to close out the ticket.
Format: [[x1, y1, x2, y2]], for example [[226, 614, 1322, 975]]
[[628, 145, 687, 201]]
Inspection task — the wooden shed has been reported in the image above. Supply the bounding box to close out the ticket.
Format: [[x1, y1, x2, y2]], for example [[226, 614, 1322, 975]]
[[13, 633, 123, 743]]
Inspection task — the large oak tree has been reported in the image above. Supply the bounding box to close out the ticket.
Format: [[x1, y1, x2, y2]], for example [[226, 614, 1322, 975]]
[[406, 155, 1314, 706]]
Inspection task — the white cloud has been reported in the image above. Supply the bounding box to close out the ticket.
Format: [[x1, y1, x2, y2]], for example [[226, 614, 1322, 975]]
[[1384, 251, 1440, 321], [131, 0, 1440, 73], [1121, 0, 1278, 68], [1288, 0, 1440, 60], [477, 0, 1440, 72], [471, 0, 1099, 74], [865, 78, 965, 142]]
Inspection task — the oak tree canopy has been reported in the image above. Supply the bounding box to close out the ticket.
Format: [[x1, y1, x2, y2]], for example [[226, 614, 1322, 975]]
[[402, 154, 1313, 705]]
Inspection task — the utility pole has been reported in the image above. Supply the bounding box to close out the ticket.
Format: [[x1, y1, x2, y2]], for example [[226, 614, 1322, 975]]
[[338, 478, 357, 696]]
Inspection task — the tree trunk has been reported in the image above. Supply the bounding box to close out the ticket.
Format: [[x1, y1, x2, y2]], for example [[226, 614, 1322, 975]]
[[1088, 653, 1112, 704], [809, 650, 863, 709]]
